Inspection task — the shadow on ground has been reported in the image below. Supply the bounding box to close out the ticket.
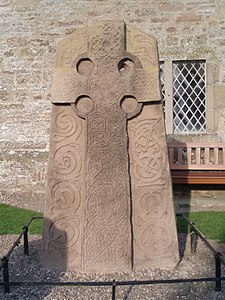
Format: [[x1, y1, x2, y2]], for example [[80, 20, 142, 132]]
[[1, 233, 225, 299]]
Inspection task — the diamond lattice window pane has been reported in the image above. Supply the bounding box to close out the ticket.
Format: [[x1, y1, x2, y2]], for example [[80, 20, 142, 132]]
[[173, 61, 206, 133], [159, 62, 165, 116]]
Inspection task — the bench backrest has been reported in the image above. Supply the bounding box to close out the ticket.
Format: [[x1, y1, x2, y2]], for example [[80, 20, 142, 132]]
[[168, 142, 225, 170]]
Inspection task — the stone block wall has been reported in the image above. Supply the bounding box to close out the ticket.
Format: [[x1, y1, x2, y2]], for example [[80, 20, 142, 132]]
[[0, 0, 225, 211]]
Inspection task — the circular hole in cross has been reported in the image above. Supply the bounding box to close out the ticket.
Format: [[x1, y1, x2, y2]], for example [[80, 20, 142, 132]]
[[76, 58, 94, 76], [120, 96, 138, 114], [118, 58, 135, 76], [75, 96, 94, 115]]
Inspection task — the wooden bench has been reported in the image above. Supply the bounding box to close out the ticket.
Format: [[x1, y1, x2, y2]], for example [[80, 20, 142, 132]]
[[167, 142, 225, 184]]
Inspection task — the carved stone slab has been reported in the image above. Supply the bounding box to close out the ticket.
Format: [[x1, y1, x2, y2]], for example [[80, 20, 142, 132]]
[[41, 20, 179, 272]]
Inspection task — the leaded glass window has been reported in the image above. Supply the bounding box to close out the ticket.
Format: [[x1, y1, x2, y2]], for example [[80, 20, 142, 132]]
[[173, 60, 206, 133], [159, 60, 206, 134]]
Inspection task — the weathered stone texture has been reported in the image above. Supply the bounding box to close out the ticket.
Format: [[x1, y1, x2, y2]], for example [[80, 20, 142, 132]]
[[176, 14, 202, 22], [41, 21, 179, 272], [128, 104, 179, 269], [1, 0, 225, 210], [215, 85, 225, 107]]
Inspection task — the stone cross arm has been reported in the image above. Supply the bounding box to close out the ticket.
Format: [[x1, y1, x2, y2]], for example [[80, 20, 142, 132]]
[[51, 21, 162, 106], [51, 65, 161, 105]]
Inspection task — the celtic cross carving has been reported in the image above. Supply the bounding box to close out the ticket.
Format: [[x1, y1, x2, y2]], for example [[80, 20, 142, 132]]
[[42, 20, 179, 273]]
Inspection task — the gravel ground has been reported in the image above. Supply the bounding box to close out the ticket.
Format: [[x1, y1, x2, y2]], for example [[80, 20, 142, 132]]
[[0, 233, 225, 300]]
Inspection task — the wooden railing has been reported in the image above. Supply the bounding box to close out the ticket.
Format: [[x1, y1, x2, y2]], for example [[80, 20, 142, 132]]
[[167, 143, 225, 184]]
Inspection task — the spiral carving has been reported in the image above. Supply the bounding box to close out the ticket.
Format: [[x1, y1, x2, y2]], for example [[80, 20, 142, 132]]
[[48, 217, 80, 249], [52, 144, 82, 176], [53, 111, 82, 142], [49, 180, 81, 213]]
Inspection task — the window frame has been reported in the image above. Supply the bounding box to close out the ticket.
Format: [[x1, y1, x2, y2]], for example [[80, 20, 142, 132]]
[[160, 60, 214, 135]]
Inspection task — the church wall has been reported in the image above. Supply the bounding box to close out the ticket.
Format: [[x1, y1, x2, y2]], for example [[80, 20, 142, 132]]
[[0, 0, 225, 210]]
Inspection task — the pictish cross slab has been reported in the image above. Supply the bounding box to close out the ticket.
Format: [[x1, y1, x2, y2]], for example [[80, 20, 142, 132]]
[[42, 20, 180, 273], [51, 21, 160, 271]]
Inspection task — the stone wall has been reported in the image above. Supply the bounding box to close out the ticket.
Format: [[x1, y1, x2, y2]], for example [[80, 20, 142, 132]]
[[1, 0, 225, 211]]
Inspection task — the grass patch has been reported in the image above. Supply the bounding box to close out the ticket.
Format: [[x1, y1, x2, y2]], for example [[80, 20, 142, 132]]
[[1, 204, 225, 243], [177, 211, 225, 243], [0, 204, 43, 235]]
